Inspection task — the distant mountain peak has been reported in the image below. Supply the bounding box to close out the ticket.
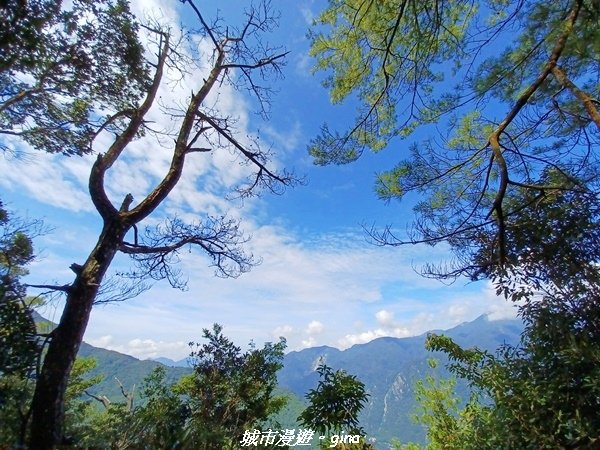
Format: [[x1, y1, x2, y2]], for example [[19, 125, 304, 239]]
[[277, 314, 523, 446], [151, 356, 189, 368], [473, 313, 491, 322]]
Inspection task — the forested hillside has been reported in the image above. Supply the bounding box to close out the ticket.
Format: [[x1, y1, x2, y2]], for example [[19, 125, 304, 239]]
[[278, 315, 522, 445], [49, 313, 521, 446]]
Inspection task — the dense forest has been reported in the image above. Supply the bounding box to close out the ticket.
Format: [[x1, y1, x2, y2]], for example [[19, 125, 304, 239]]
[[1, 0, 599, 448]]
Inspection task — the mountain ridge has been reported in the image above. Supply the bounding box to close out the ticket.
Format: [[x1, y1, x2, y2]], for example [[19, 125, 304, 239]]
[[276, 314, 522, 446], [33, 311, 521, 446]]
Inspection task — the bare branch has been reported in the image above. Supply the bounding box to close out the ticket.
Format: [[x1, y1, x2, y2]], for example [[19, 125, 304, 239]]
[[24, 283, 71, 293], [220, 51, 289, 71], [197, 112, 283, 183], [126, 42, 227, 223], [183, 0, 219, 49], [114, 377, 135, 411], [84, 391, 111, 409], [551, 65, 600, 130], [93, 275, 150, 305], [119, 217, 257, 285], [89, 28, 170, 220]]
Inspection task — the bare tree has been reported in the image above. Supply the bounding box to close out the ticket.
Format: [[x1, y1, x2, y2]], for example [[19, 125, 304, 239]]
[[26, 1, 296, 445]]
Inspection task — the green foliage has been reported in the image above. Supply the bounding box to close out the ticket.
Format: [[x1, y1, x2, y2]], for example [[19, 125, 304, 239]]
[[309, 0, 478, 165], [78, 365, 188, 449], [0, 0, 149, 155], [180, 324, 287, 449], [393, 358, 492, 450], [0, 373, 33, 447], [0, 298, 38, 376], [410, 303, 600, 450], [489, 296, 600, 449], [310, 0, 600, 279], [63, 357, 106, 444], [0, 200, 42, 447], [416, 368, 471, 449], [1, 354, 105, 449], [66, 324, 288, 449], [134, 366, 189, 448], [76, 401, 138, 449], [0, 201, 34, 279], [2, 354, 109, 448], [393, 170, 600, 448], [485, 170, 600, 299], [299, 363, 369, 448], [2, 312, 289, 448]]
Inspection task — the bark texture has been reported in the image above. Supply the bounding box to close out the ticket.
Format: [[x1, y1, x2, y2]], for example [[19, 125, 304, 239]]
[[29, 218, 129, 447]]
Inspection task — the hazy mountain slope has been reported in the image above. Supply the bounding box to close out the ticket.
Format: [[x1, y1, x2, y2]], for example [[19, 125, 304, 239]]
[[33, 311, 521, 445], [32, 311, 191, 401], [277, 315, 522, 446], [77, 343, 190, 401]]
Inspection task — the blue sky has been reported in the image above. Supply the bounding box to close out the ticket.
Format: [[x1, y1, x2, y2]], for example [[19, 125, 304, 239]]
[[0, 0, 517, 360]]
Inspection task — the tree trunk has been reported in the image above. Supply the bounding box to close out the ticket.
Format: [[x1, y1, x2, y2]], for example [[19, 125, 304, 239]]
[[28, 218, 129, 448]]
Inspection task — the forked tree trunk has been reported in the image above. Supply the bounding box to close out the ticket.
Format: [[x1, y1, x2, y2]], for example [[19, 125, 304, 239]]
[[25, 4, 288, 446], [29, 218, 129, 448]]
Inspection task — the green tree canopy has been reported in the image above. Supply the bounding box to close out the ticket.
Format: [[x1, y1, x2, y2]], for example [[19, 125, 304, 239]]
[[0, 0, 149, 155], [0, 200, 40, 377], [310, 5, 600, 446], [0, 200, 43, 447], [181, 323, 287, 449], [418, 301, 600, 449], [299, 363, 369, 443], [309, 0, 600, 279]]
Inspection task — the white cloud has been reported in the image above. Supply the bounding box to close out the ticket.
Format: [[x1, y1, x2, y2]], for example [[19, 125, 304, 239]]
[[88, 335, 114, 348], [72, 228, 523, 358], [263, 121, 303, 156], [126, 338, 188, 360], [299, 1, 316, 24], [338, 310, 412, 348], [375, 310, 395, 327], [448, 304, 469, 321], [306, 320, 324, 335], [272, 325, 294, 338], [129, 0, 179, 32], [88, 335, 188, 360], [0, 151, 95, 212], [301, 337, 317, 348], [488, 296, 521, 321], [339, 329, 387, 348], [336, 282, 519, 350]]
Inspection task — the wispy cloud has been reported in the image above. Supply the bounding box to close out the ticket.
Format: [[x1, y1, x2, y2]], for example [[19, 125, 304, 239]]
[[0, 150, 95, 212], [77, 222, 518, 357], [3, 1, 522, 361], [337, 282, 519, 349], [87, 334, 189, 360]]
